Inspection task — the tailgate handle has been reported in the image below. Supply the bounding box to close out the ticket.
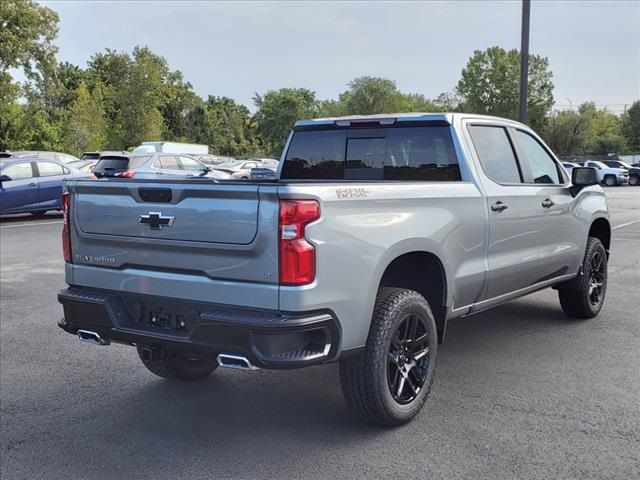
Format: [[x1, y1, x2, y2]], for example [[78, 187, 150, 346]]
[[139, 188, 172, 203]]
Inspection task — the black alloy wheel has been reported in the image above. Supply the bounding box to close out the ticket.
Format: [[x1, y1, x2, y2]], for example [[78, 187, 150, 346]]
[[587, 249, 606, 307], [387, 313, 431, 405]]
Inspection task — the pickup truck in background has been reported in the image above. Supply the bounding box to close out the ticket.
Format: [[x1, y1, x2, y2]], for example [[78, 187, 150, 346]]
[[583, 160, 629, 186], [602, 159, 640, 186], [58, 113, 610, 426]]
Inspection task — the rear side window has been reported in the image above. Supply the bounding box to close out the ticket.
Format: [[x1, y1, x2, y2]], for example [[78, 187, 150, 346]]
[[36, 162, 65, 177], [514, 131, 562, 184], [281, 126, 460, 181], [3, 162, 34, 181], [128, 156, 151, 169], [156, 155, 180, 170], [469, 126, 522, 184], [178, 156, 204, 171]]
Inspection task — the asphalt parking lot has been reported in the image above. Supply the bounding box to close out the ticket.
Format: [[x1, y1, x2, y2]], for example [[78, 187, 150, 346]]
[[1, 187, 639, 480]]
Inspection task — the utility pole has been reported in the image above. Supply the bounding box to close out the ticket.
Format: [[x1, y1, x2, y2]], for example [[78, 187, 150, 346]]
[[519, 0, 531, 124]]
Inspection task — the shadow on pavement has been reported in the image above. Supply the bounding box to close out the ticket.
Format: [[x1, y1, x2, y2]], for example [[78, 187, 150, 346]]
[[0, 212, 62, 224]]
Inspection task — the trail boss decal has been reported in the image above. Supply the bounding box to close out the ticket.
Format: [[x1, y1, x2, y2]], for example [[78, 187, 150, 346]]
[[336, 188, 369, 199]]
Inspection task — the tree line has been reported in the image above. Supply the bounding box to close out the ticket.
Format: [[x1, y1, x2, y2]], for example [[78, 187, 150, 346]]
[[2, 0, 639, 158]]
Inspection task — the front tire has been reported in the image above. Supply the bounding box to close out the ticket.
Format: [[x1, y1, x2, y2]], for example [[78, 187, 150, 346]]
[[137, 347, 218, 381], [629, 174, 639, 186], [340, 288, 438, 426], [558, 237, 607, 318], [603, 175, 616, 187]]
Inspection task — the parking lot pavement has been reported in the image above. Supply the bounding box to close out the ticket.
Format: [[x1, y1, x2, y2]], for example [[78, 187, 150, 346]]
[[1, 188, 639, 480]]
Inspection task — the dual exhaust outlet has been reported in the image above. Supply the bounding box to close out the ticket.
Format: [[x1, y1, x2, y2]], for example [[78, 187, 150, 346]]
[[76, 330, 257, 370]]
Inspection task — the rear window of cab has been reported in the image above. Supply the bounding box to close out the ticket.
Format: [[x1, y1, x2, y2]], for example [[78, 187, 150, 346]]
[[281, 125, 460, 181]]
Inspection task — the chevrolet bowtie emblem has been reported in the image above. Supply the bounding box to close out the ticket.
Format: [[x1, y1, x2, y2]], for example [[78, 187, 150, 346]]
[[139, 212, 175, 230]]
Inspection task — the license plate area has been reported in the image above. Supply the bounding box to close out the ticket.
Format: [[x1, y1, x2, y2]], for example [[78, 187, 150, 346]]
[[121, 295, 200, 337]]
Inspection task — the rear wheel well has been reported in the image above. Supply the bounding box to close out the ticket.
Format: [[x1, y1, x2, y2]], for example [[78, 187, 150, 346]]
[[589, 218, 611, 256], [379, 252, 447, 343]]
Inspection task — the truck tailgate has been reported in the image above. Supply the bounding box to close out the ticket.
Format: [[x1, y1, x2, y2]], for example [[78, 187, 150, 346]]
[[67, 180, 280, 308]]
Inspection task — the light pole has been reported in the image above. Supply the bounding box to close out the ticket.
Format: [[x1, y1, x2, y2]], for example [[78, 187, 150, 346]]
[[519, 0, 531, 124]]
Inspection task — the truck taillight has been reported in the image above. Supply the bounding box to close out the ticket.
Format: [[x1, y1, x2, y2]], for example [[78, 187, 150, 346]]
[[114, 170, 136, 178], [62, 192, 72, 263], [279, 200, 320, 285]]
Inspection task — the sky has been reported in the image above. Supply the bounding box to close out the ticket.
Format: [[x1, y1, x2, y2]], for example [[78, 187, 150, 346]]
[[41, 0, 639, 113]]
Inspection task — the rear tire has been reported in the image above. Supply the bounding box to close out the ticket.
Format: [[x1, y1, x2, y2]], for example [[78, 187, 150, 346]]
[[339, 288, 438, 426], [629, 175, 639, 186], [603, 175, 616, 187], [137, 347, 218, 381], [558, 237, 607, 319]]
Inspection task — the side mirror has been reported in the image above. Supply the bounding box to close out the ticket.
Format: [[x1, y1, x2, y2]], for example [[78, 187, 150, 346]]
[[570, 167, 597, 196], [0, 174, 11, 183]]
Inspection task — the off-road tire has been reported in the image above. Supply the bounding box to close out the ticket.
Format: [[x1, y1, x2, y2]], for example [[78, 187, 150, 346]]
[[558, 237, 607, 319], [339, 288, 438, 426], [137, 347, 218, 381]]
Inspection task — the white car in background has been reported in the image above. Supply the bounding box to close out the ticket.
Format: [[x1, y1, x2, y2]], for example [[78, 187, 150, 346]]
[[562, 162, 580, 177], [583, 160, 628, 186]]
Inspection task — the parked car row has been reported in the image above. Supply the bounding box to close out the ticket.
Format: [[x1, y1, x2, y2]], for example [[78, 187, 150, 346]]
[[0, 156, 90, 215], [561, 159, 639, 186], [0, 146, 280, 215]]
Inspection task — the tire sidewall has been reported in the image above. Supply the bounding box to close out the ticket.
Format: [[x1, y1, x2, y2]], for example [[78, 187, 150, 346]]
[[604, 175, 615, 186], [629, 175, 639, 186]]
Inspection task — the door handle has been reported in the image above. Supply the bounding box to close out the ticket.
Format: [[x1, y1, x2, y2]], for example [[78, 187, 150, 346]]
[[28, 182, 37, 187], [541, 198, 555, 208], [491, 201, 508, 212]]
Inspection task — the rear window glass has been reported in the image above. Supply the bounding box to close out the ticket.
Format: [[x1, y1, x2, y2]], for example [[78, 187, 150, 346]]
[[93, 156, 130, 175], [281, 126, 460, 181]]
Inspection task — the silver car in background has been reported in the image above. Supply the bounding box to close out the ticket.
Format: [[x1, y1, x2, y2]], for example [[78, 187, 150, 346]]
[[92, 153, 232, 180], [212, 158, 279, 179]]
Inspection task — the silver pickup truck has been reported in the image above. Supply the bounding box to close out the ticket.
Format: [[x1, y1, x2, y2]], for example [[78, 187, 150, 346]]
[[58, 113, 610, 426]]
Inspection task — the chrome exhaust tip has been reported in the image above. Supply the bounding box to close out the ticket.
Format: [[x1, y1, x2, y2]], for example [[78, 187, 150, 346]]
[[77, 329, 110, 346], [216, 353, 259, 371]]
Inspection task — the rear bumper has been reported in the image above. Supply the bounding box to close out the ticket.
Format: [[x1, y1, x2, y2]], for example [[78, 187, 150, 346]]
[[58, 287, 341, 369]]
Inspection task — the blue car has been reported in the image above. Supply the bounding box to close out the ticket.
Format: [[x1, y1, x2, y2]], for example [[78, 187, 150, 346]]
[[0, 157, 89, 216]]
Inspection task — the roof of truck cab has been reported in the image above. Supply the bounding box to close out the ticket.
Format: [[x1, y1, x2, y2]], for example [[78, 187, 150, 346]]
[[293, 112, 528, 129]]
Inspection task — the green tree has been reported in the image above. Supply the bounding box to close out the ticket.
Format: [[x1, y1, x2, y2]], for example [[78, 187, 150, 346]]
[[206, 96, 258, 156], [0, 72, 25, 150], [621, 101, 640, 152], [86, 49, 133, 148], [0, 0, 59, 151], [0, 0, 59, 80], [543, 109, 591, 156], [63, 82, 107, 155], [339, 76, 400, 115], [162, 71, 200, 141], [576, 102, 627, 155], [456, 46, 554, 131], [118, 47, 168, 147], [253, 88, 318, 155]]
